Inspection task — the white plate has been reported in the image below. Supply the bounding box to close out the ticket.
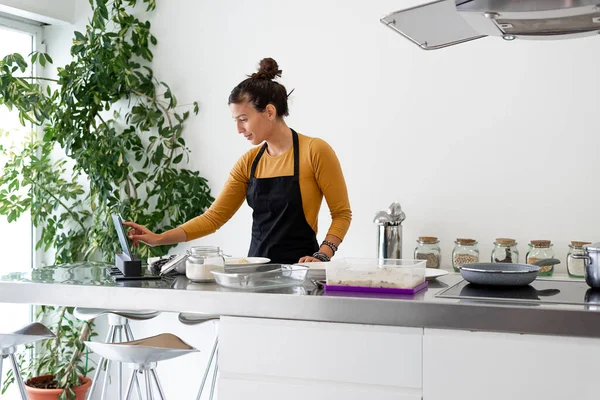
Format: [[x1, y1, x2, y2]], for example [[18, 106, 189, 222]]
[[426, 268, 449, 281], [225, 257, 270, 266]]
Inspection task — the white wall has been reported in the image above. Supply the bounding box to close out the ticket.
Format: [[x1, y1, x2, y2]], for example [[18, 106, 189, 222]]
[[146, 0, 600, 271], [45, 0, 600, 271], [0, 0, 74, 24]]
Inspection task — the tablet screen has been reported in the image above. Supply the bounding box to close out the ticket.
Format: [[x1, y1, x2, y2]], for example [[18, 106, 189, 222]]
[[111, 214, 133, 259]]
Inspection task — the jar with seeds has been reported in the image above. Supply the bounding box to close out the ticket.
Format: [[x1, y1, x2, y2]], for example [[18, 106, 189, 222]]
[[526, 240, 555, 276], [414, 237, 441, 269], [452, 238, 479, 272], [491, 238, 519, 264], [566, 241, 591, 278]]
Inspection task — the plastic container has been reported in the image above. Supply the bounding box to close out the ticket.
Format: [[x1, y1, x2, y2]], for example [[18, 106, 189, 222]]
[[211, 264, 308, 290], [567, 241, 591, 278], [526, 240, 555, 276], [186, 246, 225, 282], [491, 238, 519, 264], [325, 258, 426, 290], [452, 238, 480, 272]]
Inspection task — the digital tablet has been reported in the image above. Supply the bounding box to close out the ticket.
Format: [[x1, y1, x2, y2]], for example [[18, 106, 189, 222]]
[[111, 213, 133, 259]]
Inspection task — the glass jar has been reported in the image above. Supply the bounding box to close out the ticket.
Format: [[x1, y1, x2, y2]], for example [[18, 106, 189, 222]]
[[526, 240, 555, 276], [452, 238, 479, 272], [491, 238, 519, 264], [567, 241, 591, 278], [185, 246, 225, 282], [414, 237, 441, 269]]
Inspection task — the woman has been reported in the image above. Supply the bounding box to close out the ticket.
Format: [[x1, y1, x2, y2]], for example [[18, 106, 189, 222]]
[[124, 58, 352, 264]]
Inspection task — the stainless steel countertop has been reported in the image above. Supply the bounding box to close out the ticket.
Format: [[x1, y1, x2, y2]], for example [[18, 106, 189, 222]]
[[1, 262, 599, 338]]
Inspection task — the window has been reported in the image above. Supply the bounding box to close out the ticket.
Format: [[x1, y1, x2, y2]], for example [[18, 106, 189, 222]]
[[0, 13, 42, 349]]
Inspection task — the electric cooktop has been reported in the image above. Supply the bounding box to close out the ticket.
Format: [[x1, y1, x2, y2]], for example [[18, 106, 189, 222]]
[[436, 279, 600, 308]]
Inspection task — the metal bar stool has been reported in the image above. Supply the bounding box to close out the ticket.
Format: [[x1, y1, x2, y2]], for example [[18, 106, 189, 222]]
[[178, 313, 220, 400], [0, 322, 54, 399], [85, 333, 197, 400], [74, 308, 160, 400]]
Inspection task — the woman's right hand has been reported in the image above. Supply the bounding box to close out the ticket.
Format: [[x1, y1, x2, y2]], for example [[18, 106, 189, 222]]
[[122, 221, 162, 247]]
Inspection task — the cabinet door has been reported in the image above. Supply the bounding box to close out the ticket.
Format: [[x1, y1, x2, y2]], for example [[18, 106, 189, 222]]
[[423, 328, 600, 400], [219, 377, 422, 400], [220, 316, 423, 389]]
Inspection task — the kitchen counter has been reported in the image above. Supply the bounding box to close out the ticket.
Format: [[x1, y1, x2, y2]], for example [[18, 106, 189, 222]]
[[0, 262, 599, 338]]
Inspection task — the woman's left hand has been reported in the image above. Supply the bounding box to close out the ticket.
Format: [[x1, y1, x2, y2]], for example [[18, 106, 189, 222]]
[[298, 256, 322, 263]]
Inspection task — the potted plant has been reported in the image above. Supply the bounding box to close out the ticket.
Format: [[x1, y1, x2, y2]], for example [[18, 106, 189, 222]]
[[3, 306, 94, 400], [0, 0, 213, 398]]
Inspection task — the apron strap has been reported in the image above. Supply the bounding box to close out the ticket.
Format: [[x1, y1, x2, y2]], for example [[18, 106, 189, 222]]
[[291, 129, 299, 180], [250, 143, 268, 179]]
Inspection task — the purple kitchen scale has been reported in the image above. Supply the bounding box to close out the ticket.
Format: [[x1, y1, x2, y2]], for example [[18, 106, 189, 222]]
[[324, 280, 428, 295]]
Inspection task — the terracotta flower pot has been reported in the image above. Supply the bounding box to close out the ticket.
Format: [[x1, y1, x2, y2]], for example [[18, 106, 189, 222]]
[[25, 375, 92, 400]]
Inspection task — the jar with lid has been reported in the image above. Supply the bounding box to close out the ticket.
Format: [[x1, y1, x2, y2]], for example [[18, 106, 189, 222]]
[[452, 238, 479, 272], [567, 241, 591, 278], [526, 240, 555, 276], [414, 237, 441, 269], [186, 246, 225, 282], [491, 238, 519, 264]]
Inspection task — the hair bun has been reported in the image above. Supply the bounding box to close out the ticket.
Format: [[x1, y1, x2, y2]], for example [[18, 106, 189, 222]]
[[251, 58, 282, 80]]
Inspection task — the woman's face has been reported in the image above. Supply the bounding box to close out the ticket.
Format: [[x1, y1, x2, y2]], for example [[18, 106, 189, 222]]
[[230, 100, 273, 146]]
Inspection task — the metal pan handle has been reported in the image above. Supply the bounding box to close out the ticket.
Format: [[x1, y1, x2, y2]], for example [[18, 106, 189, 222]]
[[572, 253, 593, 266]]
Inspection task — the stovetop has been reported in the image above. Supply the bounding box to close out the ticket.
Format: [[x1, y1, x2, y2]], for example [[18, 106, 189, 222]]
[[436, 279, 600, 307]]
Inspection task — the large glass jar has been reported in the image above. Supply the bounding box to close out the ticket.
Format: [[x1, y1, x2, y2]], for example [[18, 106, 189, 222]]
[[567, 241, 591, 278], [415, 237, 441, 269], [526, 240, 555, 276], [186, 246, 225, 282], [452, 238, 479, 272], [491, 238, 519, 264]]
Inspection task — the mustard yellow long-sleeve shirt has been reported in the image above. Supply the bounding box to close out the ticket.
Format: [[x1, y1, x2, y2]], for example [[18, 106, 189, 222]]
[[180, 132, 352, 241]]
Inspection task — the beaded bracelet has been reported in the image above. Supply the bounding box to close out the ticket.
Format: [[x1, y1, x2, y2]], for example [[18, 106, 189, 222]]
[[312, 252, 331, 262], [321, 240, 338, 254]]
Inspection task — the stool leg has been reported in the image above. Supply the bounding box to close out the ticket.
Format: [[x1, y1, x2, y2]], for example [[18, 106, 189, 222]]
[[209, 349, 219, 400], [87, 325, 116, 400], [9, 354, 27, 400], [124, 323, 134, 342], [100, 326, 118, 400], [100, 359, 113, 399], [124, 324, 143, 400], [150, 369, 166, 400], [196, 336, 218, 400], [118, 326, 123, 400], [144, 371, 153, 400], [135, 372, 143, 400], [124, 369, 137, 400], [0, 356, 3, 389]]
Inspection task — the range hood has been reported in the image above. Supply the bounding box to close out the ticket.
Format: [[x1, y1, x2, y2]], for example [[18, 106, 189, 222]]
[[381, 0, 600, 50]]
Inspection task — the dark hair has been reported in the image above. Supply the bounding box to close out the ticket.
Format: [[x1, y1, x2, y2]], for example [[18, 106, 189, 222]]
[[228, 58, 290, 117]]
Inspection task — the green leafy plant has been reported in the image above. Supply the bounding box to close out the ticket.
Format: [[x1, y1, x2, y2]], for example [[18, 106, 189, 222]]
[[0, 0, 213, 398]]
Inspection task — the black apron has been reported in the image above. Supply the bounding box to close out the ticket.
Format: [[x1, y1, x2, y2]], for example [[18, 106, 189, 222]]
[[246, 129, 319, 264]]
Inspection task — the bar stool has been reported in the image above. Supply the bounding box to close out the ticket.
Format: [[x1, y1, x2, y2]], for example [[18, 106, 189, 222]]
[[178, 313, 220, 400], [84, 333, 197, 400], [0, 322, 54, 399], [74, 308, 160, 400]]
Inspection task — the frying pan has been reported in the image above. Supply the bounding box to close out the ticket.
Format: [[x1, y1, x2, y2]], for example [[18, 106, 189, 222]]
[[458, 259, 561, 286]]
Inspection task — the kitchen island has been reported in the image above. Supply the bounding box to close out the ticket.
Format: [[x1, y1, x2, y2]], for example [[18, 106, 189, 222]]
[[0, 262, 598, 399]]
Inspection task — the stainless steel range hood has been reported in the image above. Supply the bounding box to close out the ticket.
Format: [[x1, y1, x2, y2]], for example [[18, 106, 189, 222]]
[[381, 0, 600, 50]]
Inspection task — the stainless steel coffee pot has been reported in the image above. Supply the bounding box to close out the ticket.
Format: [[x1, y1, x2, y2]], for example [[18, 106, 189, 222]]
[[572, 242, 600, 289]]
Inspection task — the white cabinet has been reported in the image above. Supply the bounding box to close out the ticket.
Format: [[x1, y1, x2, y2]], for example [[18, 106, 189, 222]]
[[218, 316, 424, 400], [423, 328, 600, 400], [219, 377, 422, 400]]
